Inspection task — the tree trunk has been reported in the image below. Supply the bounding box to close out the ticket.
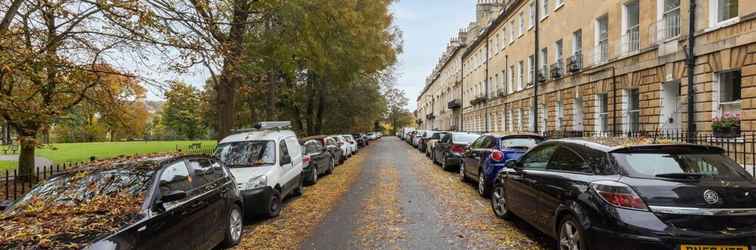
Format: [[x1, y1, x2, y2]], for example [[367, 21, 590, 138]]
[[315, 79, 326, 134], [215, 75, 237, 139], [215, 0, 250, 139], [17, 134, 36, 182], [305, 75, 315, 135]]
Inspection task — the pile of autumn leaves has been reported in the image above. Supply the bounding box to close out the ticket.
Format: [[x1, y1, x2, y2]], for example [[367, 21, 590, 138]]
[[0, 192, 145, 249], [0, 154, 178, 249]]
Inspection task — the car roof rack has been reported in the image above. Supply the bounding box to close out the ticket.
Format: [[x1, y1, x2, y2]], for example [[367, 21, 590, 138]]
[[231, 121, 292, 134]]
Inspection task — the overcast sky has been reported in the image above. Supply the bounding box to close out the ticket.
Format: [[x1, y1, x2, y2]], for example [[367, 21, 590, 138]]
[[391, 0, 475, 110], [139, 1, 477, 111]]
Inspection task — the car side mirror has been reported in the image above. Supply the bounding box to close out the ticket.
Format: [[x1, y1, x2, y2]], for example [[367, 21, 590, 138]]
[[505, 160, 522, 170], [159, 190, 187, 205], [281, 155, 292, 165]]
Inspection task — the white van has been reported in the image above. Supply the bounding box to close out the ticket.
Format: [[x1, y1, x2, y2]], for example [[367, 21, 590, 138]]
[[214, 122, 304, 218]]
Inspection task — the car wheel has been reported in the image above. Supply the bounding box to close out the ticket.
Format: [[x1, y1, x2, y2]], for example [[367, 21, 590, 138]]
[[267, 190, 282, 218], [293, 175, 304, 196], [491, 185, 511, 219], [441, 155, 450, 171], [326, 158, 335, 174], [559, 216, 586, 250], [221, 204, 243, 247], [308, 166, 318, 185], [459, 162, 467, 182], [478, 171, 490, 198]]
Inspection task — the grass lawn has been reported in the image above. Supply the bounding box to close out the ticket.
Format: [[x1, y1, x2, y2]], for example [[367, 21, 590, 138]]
[[0, 161, 16, 171], [33, 140, 217, 165]]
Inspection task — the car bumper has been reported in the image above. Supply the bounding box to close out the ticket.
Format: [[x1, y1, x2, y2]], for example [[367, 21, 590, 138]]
[[445, 153, 463, 167], [587, 209, 756, 249], [303, 165, 316, 180], [239, 187, 274, 217]]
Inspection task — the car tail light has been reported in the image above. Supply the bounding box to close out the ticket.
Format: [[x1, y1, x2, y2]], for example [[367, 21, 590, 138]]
[[591, 181, 648, 211], [303, 155, 311, 165], [490, 150, 504, 161], [451, 144, 465, 154]]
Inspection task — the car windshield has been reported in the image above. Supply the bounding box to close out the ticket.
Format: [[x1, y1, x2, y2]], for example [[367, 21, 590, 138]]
[[613, 153, 752, 181], [453, 134, 479, 144], [499, 138, 540, 148], [215, 140, 276, 167]]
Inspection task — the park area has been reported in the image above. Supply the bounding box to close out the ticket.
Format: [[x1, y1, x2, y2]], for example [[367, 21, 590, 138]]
[[0, 140, 216, 171]]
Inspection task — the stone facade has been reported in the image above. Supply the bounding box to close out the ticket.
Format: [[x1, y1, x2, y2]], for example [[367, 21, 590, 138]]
[[417, 0, 756, 137]]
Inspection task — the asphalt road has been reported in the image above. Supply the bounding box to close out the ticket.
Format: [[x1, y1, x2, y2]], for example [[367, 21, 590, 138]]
[[300, 137, 552, 250]]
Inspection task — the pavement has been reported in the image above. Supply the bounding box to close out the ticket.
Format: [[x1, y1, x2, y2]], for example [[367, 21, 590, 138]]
[[300, 137, 552, 250]]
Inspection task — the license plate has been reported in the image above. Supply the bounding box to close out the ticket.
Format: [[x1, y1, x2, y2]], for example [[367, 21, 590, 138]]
[[680, 245, 750, 250]]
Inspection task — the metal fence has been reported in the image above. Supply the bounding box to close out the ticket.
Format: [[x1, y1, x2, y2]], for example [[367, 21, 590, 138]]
[[1, 147, 214, 204]]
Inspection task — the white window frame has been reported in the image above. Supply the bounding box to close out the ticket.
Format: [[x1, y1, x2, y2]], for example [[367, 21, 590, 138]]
[[528, 55, 535, 84], [596, 93, 609, 133], [709, 0, 739, 28], [621, 0, 640, 55], [519, 13, 525, 36], [541, 0, 550, 20], [624, 88, 641, 133], [555, 0, 565, 10], [529, 105, 536, 131], [510, 23, 516, 44], [508, 65, 515, 93], [594, 15, 609, 64], [518, 61, 525, 90], [712, 70, 742, 117], [529, 2, 536, 29]]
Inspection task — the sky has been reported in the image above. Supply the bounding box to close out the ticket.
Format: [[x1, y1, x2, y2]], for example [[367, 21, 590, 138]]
[[391, 0, 476, 111], [136, 0, 478, 110]]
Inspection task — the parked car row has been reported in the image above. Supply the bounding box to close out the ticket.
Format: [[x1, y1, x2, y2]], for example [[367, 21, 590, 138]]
[[0, 122, 381, 249], [402, 128, 756, 250]]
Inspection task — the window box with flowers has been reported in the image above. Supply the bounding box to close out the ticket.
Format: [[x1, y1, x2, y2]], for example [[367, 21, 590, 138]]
[[712, 112, 741, 138]]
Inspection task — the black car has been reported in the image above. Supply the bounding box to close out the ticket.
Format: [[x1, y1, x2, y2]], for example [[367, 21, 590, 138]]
[[0, 155, 243, 249], [301, 139, 336, 184], [352, 134, 367, 147], [432, 132, 480, 171], [491, 138, 756, 250], [303, 135, 344, 165]]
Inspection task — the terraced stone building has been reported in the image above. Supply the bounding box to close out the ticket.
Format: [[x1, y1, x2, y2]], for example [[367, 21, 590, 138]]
[[417, 0, 756, 138]]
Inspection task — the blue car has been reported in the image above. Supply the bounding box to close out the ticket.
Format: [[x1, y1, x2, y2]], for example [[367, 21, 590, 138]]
[[459, 133, 544, 197]]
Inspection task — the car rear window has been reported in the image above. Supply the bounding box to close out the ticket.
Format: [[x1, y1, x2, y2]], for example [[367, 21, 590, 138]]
[[613, 153, 752, 181], [453, 133, 479, 144], [499, 138, 540, 148]]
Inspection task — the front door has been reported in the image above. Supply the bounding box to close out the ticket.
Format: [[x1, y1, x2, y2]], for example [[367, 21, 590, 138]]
[[139, 161, 198, 249], [661, 80, 681, 131], [506, 144, 557, 223], [187, 158, 229, 248], [573, 97, 584, 130]]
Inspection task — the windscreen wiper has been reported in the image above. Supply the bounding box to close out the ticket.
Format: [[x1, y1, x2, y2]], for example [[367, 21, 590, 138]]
[[655, 173, 704, 180]]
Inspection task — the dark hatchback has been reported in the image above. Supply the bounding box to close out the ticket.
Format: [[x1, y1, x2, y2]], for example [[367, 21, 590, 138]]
[[490, 138, 756, 250], [302, 135, 344, 165], [0, 155, 243, 250], [301, 139, 336, 185], [459, 133, 544, 197], [432, 132, 480, 171]]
